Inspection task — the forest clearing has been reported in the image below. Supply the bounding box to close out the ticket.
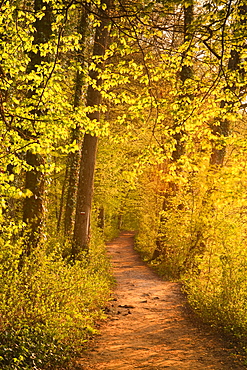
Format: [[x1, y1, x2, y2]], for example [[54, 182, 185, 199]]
[[1, 0, 247, 369]]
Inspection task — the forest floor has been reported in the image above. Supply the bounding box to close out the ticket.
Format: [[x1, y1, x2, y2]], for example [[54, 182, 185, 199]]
[[76, 231, 246, 370]]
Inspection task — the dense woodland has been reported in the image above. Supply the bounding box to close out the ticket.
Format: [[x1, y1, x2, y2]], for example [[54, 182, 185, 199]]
[[1, 0, 247, 368]]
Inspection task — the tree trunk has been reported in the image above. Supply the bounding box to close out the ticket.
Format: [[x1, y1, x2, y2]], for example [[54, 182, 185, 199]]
[[57, 165, 68, 233], [72, 0, 111, 256], [64, 7, 88, 238], [98, 205, 105, 230], [23, 152, 45, 254], [22, 0, 52, 255], [63, 135, 81, 237], [172, 3, 193, 161]]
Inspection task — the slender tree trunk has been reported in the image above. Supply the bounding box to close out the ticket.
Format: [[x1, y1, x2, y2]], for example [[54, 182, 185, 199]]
[[23, 152, 45, 253], [172, 2, 194, 161], [73, 0, 111, 256], [64, 7, 88, 237], [22, 0, 52, 256], [57, 165, 69, 233], [98, 205, 105, 230], [63, 133, 81, 237]]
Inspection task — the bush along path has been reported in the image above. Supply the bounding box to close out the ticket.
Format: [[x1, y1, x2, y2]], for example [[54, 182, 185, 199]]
[[77, 231, 245, 370]]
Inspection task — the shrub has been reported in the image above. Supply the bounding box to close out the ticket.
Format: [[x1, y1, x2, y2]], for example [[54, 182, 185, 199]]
[[0, 325, 71, 370], [0, 226, 113, 369]]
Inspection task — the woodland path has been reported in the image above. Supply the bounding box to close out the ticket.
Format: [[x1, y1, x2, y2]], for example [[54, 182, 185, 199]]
[[77, 231, 245, 370]]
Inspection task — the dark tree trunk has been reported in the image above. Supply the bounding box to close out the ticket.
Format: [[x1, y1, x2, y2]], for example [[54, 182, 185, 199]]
[[22, 0, 52, 255], [98, 206, 105, 230], [23, 152, 45, 254], [57, 166, 68, 233], [172, 3, 194, 161], [72, 0, 111, 256]]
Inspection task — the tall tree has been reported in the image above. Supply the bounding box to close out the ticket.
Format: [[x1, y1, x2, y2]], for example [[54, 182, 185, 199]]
[[72, 0, 111, 255], [63, 6, 88, 237], [22, 0, 52, 255]]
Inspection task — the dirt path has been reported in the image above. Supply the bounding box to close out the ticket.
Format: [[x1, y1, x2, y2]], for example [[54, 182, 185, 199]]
[[77, 231, 245, 370]]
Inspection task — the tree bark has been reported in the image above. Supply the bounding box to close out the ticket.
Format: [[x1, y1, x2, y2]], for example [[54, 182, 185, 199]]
[[72, 0, 111, 256], [98, 205, 105, 230], [22, 0, 52, 256], [172, 3, 194, 161], [64, 8, 88, 238], [23, 152, 45, 253]]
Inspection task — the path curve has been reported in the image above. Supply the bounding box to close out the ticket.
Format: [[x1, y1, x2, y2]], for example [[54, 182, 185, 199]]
[[78, 231, 244, 370]]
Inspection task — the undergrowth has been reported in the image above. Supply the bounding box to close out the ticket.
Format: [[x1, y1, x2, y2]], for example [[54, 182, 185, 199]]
[[0, 224, 113, 370]]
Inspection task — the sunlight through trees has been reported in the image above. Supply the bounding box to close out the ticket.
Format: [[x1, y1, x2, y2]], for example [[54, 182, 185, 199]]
[[1, 0, 247, 368]]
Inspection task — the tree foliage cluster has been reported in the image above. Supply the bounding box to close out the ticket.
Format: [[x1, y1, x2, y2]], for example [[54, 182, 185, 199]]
[[1, 0, 247, 367]]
